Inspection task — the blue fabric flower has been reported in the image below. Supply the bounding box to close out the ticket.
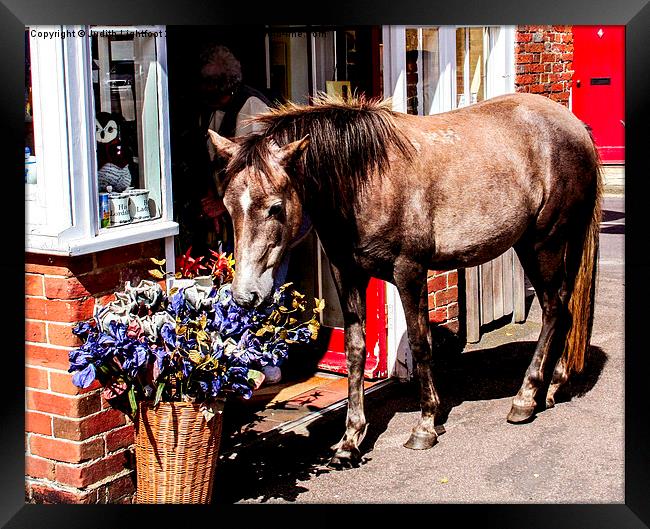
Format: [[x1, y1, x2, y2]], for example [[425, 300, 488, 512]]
[[69, 277, 317, 400], [72, 321, 93, 338], [288, 327, 312, 343], [160, 323, 177, 349], [72, 364, 96, 388]]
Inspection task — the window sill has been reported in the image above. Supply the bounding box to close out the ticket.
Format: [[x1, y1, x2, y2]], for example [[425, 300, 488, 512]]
[[26, 219, 179, 256]]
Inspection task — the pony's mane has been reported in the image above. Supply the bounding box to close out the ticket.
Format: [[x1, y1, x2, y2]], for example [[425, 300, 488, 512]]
[[228, 93, 414, 215]]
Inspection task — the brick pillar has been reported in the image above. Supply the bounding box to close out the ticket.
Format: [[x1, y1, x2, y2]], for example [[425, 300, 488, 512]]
[[427, 270, 460, 334], [515, 25, 574, 106], [25, 240, 165, 504]]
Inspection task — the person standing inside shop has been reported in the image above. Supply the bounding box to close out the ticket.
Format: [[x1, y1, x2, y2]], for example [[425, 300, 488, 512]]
[[199, 45, 271, 206], [198, 44, 312, 384]]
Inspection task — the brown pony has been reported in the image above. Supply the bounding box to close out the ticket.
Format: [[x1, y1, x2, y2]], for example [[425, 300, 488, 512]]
[[207, 92, 602, 467]]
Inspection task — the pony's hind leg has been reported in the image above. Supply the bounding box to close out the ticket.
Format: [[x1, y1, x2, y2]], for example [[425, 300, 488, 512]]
[[544, 230, 588, 408], [328, 263, 370, 468], [508, 241, 572, 423], [394, 259, 440, 449], [545, 356, 569, 408]]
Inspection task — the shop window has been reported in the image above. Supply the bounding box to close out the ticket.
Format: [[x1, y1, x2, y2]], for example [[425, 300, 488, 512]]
[[90, 27, 163, 228], [456, 27, 487, 107], [405, 28, 440, 115], [24, 31, 37, 189], [268, 30, 310, 105], [25, 25, 177, 256]]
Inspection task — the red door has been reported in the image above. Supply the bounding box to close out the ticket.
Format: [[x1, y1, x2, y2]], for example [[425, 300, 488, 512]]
[[317, 278, 388, 380], [572, 26, 625, 163]]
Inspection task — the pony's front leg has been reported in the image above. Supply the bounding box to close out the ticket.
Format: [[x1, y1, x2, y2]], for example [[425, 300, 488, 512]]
[[395, 260, 440, 450], [328, 263, 369, 468]]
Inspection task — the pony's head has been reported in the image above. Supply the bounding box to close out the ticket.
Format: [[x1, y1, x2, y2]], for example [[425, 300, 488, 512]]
[[208, 130, 310, 308]]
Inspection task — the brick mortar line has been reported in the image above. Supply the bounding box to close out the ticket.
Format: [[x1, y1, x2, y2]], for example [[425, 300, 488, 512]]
[[41, 273, 77, 279], [25, 362, 74, 373], [26, 467, 133, 496], [26, 387, 101, 400], [53, 446, 132, 469], [28, 366, 73, 375], [93, 257, 154, 274], [25, 365, 50, 372], [26, 406, 131, 422], [29, 424, 131, 447], [25, 341, 73, 351], [36, 295, 96, 303]]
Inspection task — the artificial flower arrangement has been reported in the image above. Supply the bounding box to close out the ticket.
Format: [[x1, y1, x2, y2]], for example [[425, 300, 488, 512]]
[[68, 248, 324, 420]]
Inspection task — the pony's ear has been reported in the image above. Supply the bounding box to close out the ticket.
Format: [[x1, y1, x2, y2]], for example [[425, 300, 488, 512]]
[[207, 129, 239, 161], [278, 135, 310, 167]]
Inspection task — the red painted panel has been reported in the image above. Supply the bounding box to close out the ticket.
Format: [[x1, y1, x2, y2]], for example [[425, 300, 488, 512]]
[[317, 278, 388, 380], [572, 26, 625, 163]]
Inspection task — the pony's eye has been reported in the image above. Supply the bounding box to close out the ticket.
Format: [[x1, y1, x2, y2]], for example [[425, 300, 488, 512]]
[[268, 203, 283, 218]]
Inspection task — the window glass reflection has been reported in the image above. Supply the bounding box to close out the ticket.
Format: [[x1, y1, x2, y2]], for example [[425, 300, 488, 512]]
[[91, 28, 163, 227]]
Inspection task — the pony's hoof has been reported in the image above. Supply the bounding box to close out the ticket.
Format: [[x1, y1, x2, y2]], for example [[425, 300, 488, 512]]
[[403, 431, 438, 450], [328, 448, 361, 469], [545, 396, 555, 409], [507, 403, 536, 424]]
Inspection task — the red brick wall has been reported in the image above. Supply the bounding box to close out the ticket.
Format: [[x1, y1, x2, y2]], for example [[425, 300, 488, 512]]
[[25, 240, 165, 504], [515, 25, 574, 105], [427, 270, 460, 334]]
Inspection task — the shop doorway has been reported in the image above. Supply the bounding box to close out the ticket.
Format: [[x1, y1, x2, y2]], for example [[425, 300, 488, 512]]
[[265, 26, 388, 379], [166, 26, 389, 390]]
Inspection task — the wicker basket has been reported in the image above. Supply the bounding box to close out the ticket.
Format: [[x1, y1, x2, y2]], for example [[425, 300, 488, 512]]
[[134, 401, 223, 504]]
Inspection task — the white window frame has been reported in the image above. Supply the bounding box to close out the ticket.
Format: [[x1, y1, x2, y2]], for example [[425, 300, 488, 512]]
[[25, 25, 178, 257], [486, 26, 516, 98]]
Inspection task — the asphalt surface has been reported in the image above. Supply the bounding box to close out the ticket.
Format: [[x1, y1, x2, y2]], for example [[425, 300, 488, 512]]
[[213, 194, 625, 504]]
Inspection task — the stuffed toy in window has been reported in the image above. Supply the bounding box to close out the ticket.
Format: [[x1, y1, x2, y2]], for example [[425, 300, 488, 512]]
[[96, 111, 133, 192]]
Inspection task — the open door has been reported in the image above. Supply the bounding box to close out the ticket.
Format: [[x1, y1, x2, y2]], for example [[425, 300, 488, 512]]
[[268, 27, 388, 379], [315, 245, 388, 379], [282, 213, 388, 381]]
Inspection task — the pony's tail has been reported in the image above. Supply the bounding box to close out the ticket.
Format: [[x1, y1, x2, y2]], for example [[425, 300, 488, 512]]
[[563, 157, 603, 375]]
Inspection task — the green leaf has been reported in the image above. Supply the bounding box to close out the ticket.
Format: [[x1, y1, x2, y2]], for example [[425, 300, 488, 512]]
[[188, 349, 203, 364], [154, 382, 165, 407], [148, 268, 165, 279], [308, 319, 320, 340], [128, 385, 138, 418], [247, 369, 265, 390], [314, 297, 326, 313], [150, 257, 166, 266]]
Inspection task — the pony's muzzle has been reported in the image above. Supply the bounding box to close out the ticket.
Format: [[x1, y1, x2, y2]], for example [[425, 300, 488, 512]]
[[232, 266, 275, 309], [232, 289, 262, 309]]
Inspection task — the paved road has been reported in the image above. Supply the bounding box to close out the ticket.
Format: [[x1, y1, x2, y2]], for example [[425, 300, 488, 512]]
[[213, 194, 625, 504]]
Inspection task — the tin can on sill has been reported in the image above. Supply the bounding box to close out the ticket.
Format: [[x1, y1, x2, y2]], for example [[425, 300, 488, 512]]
[[99, 192, 110, 228]]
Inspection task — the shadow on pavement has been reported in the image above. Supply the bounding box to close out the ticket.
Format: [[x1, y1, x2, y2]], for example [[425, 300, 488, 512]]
[[432, 342, 607, 425], [211, 341, 607, 503]]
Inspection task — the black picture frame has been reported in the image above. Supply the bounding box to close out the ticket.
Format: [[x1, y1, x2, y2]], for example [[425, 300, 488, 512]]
[[5, 0, 649, 526]]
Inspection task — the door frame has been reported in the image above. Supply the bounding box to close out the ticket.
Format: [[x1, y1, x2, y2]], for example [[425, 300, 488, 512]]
[[263, 26, 391, 380]]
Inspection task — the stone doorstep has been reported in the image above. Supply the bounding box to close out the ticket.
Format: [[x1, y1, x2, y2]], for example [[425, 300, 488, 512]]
[[220, 377, 395, 458], [601, 165, 625, 187]]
